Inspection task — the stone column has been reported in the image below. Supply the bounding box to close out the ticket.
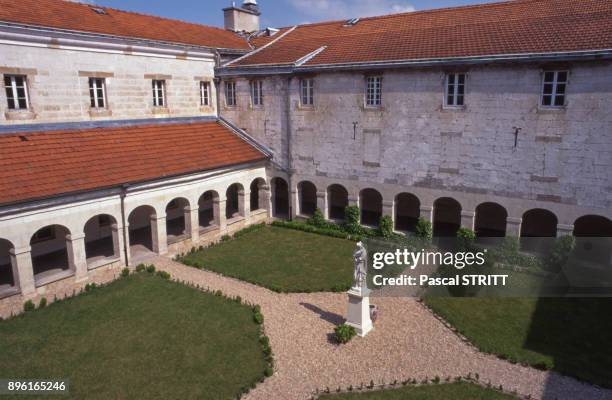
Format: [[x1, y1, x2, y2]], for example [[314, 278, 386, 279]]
[[241, 190, 250, 221], [151, 215, 168, 255], [290, 189, 298, 219], [66, 234, 88, 282], [260, 184, 271, 217], [382, 200, 394, 217], [419, 206, 434, 224], [185, 206, 200, 242], [506, 217, 522, 237], [10, 246, 35, 295], [461, 210, 476, 230], [348, 195, 359, 207], [215, 199, 227, 231], [316, 191, 328, 219], [557, 224, 574, 238], [111, 224, 126, 265], [123, 223, 131, 266]]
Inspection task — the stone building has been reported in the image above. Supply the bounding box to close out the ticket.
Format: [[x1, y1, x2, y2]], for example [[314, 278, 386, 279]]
[[0, 0, 611, 311]]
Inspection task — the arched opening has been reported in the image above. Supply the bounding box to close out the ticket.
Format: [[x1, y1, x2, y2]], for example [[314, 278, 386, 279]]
[[0, 238, 16, 295], [360, 188, 382, 227], [250, 178, 266, 212], [328, 184, 348, 221], [30, 225, 72, 285], [271, 177, 289, 218], [198, 191, 219, 230], [84, 214, 119, 268], [520, 209, 558, 253], [433, 197, 461, 237], [573, 215, 612, 265], [395, 193, 420, 233], [166, 198, 191, 245], [298, 181, 317, 216], [226, 183, 244, 220], [475, 202, 508, 244], [128, 205, 156, 258]]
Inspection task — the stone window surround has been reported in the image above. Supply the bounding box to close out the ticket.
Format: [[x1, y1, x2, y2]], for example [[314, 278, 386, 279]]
[[194, 77, 215, 112], [298, 76, 315, 109], [249, 79, 264, 109], [539, 68, 570, 111], [364, 74, 383, 109], [443, 71, 467, 109], [2, 68, 37, 120]]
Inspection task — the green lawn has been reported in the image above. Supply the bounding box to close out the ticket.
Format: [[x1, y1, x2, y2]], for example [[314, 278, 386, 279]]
[[318, 382, 516, 399], [424, 296, 612, 388], [180, 225, 354, 292], [0, 273, 268, 399]]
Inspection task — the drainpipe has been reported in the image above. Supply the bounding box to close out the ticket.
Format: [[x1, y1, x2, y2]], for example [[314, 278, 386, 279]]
[[285, 76, 294, 220], [214, 50, 222, 118], [120, 184, 129, 266]]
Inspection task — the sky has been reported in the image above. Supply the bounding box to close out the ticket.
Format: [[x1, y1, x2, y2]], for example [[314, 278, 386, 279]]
[[93, 0, 503, 28]]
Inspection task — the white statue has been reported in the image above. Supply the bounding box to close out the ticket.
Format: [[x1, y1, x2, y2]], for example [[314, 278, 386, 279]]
[[352, 241, 367, 290]]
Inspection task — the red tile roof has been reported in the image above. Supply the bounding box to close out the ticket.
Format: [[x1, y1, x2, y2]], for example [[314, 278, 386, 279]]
[[0, 0, 250, 50], [0, 121, 268, 205], [229, 0, 612, 67]]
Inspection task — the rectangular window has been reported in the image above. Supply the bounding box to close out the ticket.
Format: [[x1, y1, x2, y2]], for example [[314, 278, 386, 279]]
[[250, 80, 263, 106], [541, 71, 568, 107], [152, 80, 165, 107], [365, 76, 382, 107], [300, 78, 314, 106], [200, 81, 210, 106], [4, 75, 29, 110], [445, 73, 465, 107], [88, 77, 106, 108], [225, 81, 236, 107]]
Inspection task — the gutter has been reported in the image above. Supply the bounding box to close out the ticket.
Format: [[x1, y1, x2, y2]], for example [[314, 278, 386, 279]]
[[285, 76, 294, 220]]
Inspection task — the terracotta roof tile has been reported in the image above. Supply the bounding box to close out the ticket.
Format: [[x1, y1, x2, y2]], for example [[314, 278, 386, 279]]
[[0, 0, 250, 50], [229, 0, 612, 67], [0, 121, 267, 205]]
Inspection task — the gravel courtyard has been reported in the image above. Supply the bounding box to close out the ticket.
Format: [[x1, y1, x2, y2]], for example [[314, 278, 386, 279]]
[[151, 255, 612, 400]]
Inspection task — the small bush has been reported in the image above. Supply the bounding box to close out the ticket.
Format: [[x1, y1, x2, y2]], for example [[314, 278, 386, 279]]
[[135, 264, 146, 273], [253, 311, 264, 325], [156, 271, 171, 280], [121, 268, 130, 277], [264, 367, 273, 377], [546, 235, 576, 272], [309, 208, 326, 228], [343, 206, 361, 234], [38, 297, 47, 309], [84, 283, 97, 292], [415, 217, 433, 240], [334, 324, 356, 344], [259, 336, 270, 347], [23, 300, 35, 312], [221, 234, 231, 242], [457, 227, 476, 250], [379, 215, 394, 238], [146, 265, 156, 273]]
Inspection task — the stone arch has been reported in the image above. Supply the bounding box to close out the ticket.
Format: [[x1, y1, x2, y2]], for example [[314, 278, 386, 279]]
[[475, 202, 508, 240], [128, 205, 156, 257], [226, 183, 245, 219], [395, 192, 420, 233], [84, 214, 119, 267], [166, 197, 191, 245], [520, 208, 558, 253], [30, 224, 72, 285], [328, 184, 348, 221], [433, 197, 461, 237], [360, 188, 382, 227], [198, 190, 219, 229], [271, 177, 289, 218], [298, 181, 317, 217], [250, 178, 266, 212], [573, 215, 612, 265], [0, 238, 16, 294]]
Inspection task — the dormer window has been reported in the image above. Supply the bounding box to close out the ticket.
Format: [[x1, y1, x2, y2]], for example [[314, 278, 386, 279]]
[[4, 75, 30, 110]]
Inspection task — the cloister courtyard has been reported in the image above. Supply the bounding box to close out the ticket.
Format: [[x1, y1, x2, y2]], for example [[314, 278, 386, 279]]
[[0, 223, 610, 400]]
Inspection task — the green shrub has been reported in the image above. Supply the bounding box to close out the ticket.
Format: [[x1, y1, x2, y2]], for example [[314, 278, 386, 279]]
[[308, 208, 326, 228], [135, 264, 146, 273], [259, 336, 270, 347], [343, 206, 361, 234], [415, 217, 433, 240], [221, 234, 231, 242], [84, 283, 97, 292], [334, 324, 356, 344], [121, 268, 130, 277], [146, 265, 156, 273], [379, 215, 394, 238], [457, 227, 476, 250], [23, 300, 35, 312], [156, 271, 171, 280], [545, 235, 576, 272], [264, 367, 273, 377], [253, 311, 264, 325], [38, 297, 47, 309]]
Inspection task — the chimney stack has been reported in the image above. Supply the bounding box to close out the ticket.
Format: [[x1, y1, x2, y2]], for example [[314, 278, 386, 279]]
[[223, 0, 261, 33]]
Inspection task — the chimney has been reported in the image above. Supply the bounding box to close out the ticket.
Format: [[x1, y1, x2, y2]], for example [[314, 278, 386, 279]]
[[223, 0, 261, 33]]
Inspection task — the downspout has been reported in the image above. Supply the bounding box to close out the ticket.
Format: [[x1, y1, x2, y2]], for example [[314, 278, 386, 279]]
[[120, 184, 129, 266], [214, 50, 222, 118], [286, 76, 293, 220]]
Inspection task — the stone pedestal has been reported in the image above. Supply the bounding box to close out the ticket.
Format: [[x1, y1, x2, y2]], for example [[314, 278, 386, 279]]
[[346, 286, 373, 337]]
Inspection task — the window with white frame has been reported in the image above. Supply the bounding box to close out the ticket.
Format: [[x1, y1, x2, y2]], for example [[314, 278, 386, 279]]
[[250, 80, 263, 106], [445, 73, 465, 107], [300, 78, 314, 106], [541, 71, 568, 107], [225, 81, 236, 107], [89, 77, 106, 109], [152, 80, 165, 107], [4, 75, 29, 110], [200, 81, 210, 106], [365, 76, 382, 107]]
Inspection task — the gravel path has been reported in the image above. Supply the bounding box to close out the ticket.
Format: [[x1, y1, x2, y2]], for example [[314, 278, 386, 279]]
[[150, 256, 612, 400]]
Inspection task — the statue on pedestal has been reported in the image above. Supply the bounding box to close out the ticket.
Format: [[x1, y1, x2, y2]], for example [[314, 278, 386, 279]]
[[352, 241, 367, 290], [346, 241, 373, 337]]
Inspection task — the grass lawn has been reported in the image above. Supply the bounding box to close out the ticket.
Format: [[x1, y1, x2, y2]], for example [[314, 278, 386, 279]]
[[180, 225, 354, 292], [424, 296, 612, 388], [318, 382, 516, 399], [0, 273, 268, 399]]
